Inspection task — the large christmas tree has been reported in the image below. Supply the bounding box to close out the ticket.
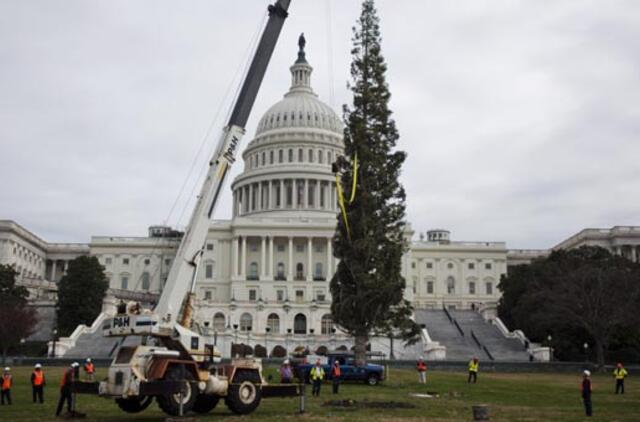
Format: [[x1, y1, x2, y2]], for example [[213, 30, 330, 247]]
[[330, 0, 417, 364]]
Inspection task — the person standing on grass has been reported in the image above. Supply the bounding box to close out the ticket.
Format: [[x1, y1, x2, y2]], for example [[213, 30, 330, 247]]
[[468, 357, 479, 384], [1, 367, 12, 405], [581, 370, 593, 417], [331, 360, 341, 394], [279, 359, 293, 384], [56, 362, 77, 417], [613, 362, 628, 394], [416, 357, 427, 384], [84, 358, 95, 382], [31, 363, 46, 403], [310, 359, 325, 397]]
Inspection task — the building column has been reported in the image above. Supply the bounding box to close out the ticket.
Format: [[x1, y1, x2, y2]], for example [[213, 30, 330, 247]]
[[288, 237, 294, 280], [261, 236, 266, 278], [258, 182, 263, 210], [631, 245, 637, 263], [279, 179, 284, 208], [249, 184, 254, 211], [63, 260, 69, 275], [327, 237, 332, 278], [315, 180, 320, 210], [241, 236, 247, 278], [51, 260, 57, 282], [307, 237, 313, 281], [268, 237, 274, 278], [304, 179, 309, 208], [232, 237, 238, 277], [268, 180, 273, 209]]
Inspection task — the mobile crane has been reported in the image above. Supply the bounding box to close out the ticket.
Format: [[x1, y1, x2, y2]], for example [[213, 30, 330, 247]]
[[91, 0, 294, 416]]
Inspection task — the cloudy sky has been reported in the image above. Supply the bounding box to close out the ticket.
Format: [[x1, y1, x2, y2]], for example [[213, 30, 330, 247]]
[[1, 0, 638, 249]]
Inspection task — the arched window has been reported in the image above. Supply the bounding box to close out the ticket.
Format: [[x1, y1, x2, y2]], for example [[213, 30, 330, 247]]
[[141, 272, 150, 290], [447, 276, 455, 294], [321, 314, 333, 335], [294, 313, 307, 334], [318, 149, 323, 163], [298, 148, 303, 162], [248, 262, 259, 280], [213, 313, 226, 331], [240, 313, 252, 332], [308, 149, 314, 162], [327, 151, 332, 164], [296, 263, 304, 280], [288, 149, 293, 162], [279, 149, 283, 163], [270, 150, 274, 164], [267, 313, 280, 334], [276, 262, 285, 280], [261, 152, 265, 166]]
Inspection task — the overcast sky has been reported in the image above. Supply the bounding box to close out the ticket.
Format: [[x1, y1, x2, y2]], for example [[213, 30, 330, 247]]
[[1, 0, 639, 249]]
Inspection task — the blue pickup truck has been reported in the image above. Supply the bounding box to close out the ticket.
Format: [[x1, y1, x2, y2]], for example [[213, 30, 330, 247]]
[[294, 353, 385, 386]]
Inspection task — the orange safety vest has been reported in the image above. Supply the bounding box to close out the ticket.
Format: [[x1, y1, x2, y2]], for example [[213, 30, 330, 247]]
[[32, 371, 44, 386], [1, 374, 11, 390], [417, 361, 427, 372], [60, 369, 72, 388], [84, 363, 94, 374], [332, 364, 341, 377]]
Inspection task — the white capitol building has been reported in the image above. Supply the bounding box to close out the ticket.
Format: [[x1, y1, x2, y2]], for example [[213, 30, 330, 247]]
[[2, 42, 639, 359]]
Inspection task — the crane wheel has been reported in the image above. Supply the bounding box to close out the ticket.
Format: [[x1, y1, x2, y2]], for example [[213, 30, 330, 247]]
[[225, 370, 262, 415], [193, 394, 220, 414], [115, 396, 153, 413], [156, 365, 197, 416]]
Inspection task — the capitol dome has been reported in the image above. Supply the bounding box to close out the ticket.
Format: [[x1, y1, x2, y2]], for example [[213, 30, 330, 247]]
[[231, 34, 344, 218]]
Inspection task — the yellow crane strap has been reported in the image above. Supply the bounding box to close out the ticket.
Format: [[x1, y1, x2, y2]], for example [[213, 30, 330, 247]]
[[335, 172, 351, 241]]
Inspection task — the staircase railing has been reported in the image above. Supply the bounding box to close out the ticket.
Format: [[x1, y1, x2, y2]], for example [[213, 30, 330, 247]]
[[483, 345, 495, 361], [470, 330, 482, 348], [442, 306, 453, 322], [453, 319, 465, 336]]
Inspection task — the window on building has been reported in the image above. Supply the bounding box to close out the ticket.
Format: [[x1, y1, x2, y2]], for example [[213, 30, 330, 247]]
[[288, 149, 293, 162], [164, 258, 171, 267], [207, 243, 214, 251], [308, 183, 315, 206], [315, 243, 323, 253], [286, 183, 293, 207], [294, 313, 306, 334], [411, 262, 416, 269], [295, 290, 304, 303], [270, 150, 274, 164], [240, 313, 252, 331], [295, 263, 304, 280], [314, 263, 323, 280], [205, 264, 213, 279], [279, 149, 283, 163], [486, 282, 493, 295], [249, 289, 257, 301], [248, 262, 259, 280], [261, 152, 266, 166], [204, 290, 212, 301], [121, 276, 129, 290], [485, 263, 492, 270], [267, 313, 280, 333], [141, 272, 150, 290], [298, 148, 303, 162], [276, 262, 285, 280], [123, 258, 130, 265], [321, 314, 333, 334], [315, 290, 326, 302], [427, 281, 434, 294], [213, 313, 225, 331], [105, 257, 112, 265], [250, 242, 258, 252], [468, 262, 475, 270], [277, 244, 285, 252], [318, 150, 323, 164], [308, 149, 314, 162], [447, 276, 455, 294], [320, 184, 325, 207], [469, 281, 476, 294], [276, 185, 281, 207], [447, 262, 454, 269], [296, 243, 304, 253], [276, 289, 285, 302]]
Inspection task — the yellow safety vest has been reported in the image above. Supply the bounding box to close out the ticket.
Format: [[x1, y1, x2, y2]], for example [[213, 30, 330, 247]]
[[469, 361, 479, 372], [614, 368, 628, 380], [310, 366, 325, 381]]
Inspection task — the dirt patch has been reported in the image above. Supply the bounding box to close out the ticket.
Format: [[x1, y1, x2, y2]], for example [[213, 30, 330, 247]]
[[323, 399, 416, 409]]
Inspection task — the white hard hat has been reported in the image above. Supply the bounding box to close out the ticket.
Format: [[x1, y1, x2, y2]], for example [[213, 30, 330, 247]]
[[3, 367, 9, 372], [583, 370, 591, 376], [284, 359, 290, 364], [35, 363, 42, 369], [86, 358, 92, 362], [71, 362, 79, 368]]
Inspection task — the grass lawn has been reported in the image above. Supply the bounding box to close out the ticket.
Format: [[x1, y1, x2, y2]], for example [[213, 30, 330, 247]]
[[0, 365, 638, 421]]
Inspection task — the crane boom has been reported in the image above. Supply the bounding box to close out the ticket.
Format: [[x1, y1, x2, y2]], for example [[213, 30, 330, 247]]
[[154, 0, 291, 324]]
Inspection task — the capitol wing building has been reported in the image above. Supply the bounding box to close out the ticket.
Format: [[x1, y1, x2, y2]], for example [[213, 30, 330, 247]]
[[3, 42, 639, 360]]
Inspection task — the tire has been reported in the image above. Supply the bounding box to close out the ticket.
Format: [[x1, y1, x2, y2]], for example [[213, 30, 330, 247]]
[[193, 394, 220, 414], [366, 374, 379, 386], [225, 370, 262, 415], [156, 365, 198, 416], [115, 396, 153, 413]]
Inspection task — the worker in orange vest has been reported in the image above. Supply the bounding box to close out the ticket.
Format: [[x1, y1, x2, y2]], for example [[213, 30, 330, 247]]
[[416, 357, 427, 384], [84, 358, 95, 381], [56, 362, 77, 417], [331, 360, 342, 394], [1, 367, 12, 405], [31, 363, 46, 403]]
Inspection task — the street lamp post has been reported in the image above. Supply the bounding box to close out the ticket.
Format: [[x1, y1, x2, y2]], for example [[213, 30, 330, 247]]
[[547, 335, 553, 361], [309, 329, 315, 354], [265, 327, 271, 358], [233, 324, 239, 357], [51, 329, 58, 358], [583, 342, 589, 363]]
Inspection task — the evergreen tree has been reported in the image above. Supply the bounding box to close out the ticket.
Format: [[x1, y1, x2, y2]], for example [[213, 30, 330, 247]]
[[330, 0, 417, 364], [0, 264, 37, 363], [57, 256, 108, 336]]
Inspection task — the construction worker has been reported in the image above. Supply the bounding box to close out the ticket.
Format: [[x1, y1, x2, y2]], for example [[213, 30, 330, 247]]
[[331, 360, 341, 394], [416, 357, 427, 384], [468, 357, 479, 384], [1, 367, 12, 405], [56, 362, 77, 417], [613, 362, 628, 394], [279, 359, 293, 384], [581, 370, 593, 417], [84, 358, 95, 382], [310, 359, 325, 397], [31, 363, 46, 403]]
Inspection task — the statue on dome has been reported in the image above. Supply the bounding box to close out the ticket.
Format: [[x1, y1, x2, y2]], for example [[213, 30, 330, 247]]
[[298, 33, 306, 52]]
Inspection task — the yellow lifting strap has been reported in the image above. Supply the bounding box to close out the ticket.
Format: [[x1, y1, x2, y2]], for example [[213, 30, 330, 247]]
[[336, 153, 358, 241]]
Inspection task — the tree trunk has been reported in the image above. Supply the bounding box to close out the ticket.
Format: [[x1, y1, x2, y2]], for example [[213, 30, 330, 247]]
[[389, 334, 395, 360], [594, 337, 606, 370], [354, 334, 368, 366]]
